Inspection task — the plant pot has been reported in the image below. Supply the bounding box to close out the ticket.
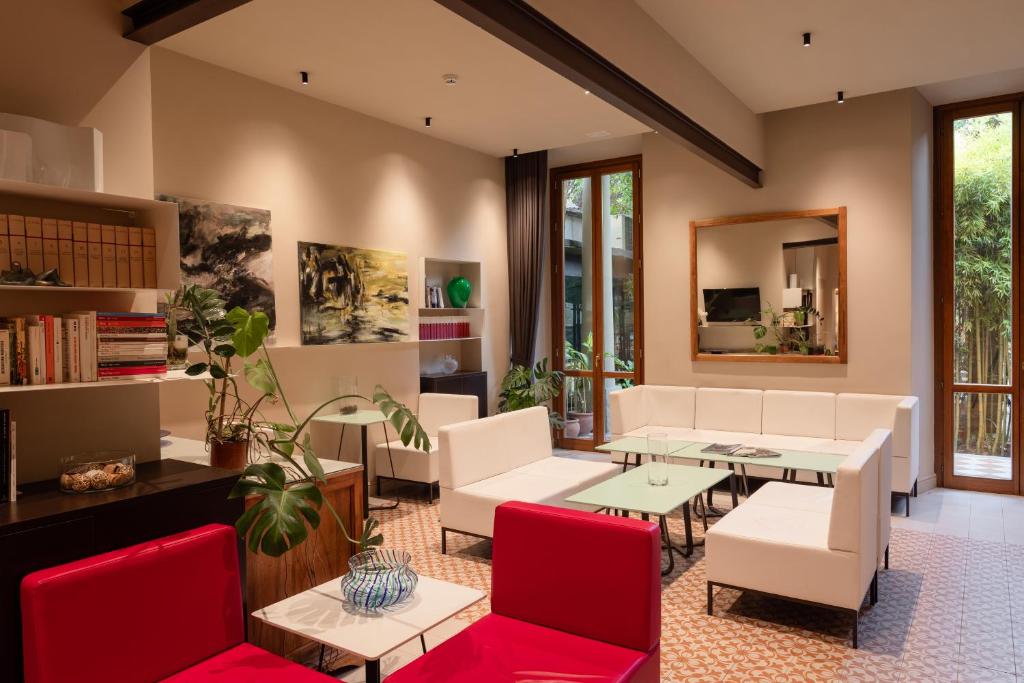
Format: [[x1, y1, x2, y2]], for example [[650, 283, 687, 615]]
[[568, 411, 594, 436], [563, 418, 581, 439], [210, 439, 248, 470]]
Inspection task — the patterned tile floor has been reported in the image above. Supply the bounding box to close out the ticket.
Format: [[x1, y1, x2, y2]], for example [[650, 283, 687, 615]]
[[363, 479, 1024, 682]]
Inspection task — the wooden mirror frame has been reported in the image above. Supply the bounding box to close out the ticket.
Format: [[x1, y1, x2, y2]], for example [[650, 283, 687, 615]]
[[689, 207, 847, 364]]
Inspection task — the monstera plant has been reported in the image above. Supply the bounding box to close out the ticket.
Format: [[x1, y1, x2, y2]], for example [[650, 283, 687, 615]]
[[173, 285, 429, 557]]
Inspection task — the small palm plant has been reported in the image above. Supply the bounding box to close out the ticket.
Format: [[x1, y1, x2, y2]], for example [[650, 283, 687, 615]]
[[498, 358, 565, 428]]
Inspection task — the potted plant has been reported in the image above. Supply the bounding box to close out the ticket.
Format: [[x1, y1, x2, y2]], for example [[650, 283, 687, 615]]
[[564, 333, 594, 436], [172, 285, 429, 558], [498, 357, 565, 430]]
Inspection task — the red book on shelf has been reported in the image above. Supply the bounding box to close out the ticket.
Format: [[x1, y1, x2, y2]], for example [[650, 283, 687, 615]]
[[42, 316, 55, 384]]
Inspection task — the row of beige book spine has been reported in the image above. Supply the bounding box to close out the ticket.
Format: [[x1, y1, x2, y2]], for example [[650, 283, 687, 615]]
[[0, 215, 157, 288]]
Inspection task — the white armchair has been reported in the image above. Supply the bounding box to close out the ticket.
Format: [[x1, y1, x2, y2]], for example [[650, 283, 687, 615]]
[[374, 393, 478, 503], [705, 435, 881, 648]]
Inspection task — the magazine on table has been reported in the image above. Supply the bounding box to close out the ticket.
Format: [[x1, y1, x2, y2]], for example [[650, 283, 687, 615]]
[[733, 447, 782, 458], [701, 443, 742, 455]]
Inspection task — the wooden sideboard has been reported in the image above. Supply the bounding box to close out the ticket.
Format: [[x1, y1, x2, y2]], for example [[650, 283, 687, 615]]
[[246, 464, 365, 662], [0, 459, 243, 682]]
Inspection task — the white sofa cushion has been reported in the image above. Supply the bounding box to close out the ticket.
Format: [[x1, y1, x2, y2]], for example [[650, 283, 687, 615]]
[[746, 481, 833, 513], [440, 457, 617, 537], [374, 442, 438, 483], [761, 390, 836, 439], [838, 394, 918, 494], [705, 504, 864, 609], [417, 393, 479, 436], [609, 385, 648, 436], [646, 386, 696, 429], [828, 438, 878, 556], [695, 388, 762, 433], [439, 406, 552, 489]]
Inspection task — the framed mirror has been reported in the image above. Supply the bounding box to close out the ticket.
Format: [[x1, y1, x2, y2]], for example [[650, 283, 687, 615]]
[[690, 207, 847, 364]]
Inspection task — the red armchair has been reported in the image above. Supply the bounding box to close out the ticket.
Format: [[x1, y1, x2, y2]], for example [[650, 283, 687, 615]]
[[385, 501, 661, 682], [20, 524, 338, 683]]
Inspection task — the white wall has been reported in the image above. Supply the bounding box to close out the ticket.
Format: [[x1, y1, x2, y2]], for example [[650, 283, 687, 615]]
[[149, 49, 509, 480]]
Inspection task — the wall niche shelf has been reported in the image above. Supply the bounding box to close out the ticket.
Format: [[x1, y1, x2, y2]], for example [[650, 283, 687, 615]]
[[418, 256, 484, 378]]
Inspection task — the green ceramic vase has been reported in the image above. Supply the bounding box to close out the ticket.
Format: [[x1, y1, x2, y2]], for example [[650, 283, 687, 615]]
[[447, 276, 472, 308]]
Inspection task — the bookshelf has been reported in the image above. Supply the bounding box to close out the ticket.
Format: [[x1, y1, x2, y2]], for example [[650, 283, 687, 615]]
[[0, 179, 181, 485], [419, 257, 483, 374]]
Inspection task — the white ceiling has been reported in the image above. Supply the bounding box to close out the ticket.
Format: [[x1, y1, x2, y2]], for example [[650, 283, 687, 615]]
[[159, 0, 648, 157], [636, 0, 1024, 113]]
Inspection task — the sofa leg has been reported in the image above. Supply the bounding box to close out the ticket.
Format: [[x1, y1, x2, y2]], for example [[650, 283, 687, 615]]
[[870, 571, 878, 606], [913, 480, 918, 497], [905, 492, 911, 517], [376, 476, 383, 497], [884, 544, 889, 570], [707, 582, 713, 616], [441, 527, 447, 555], [428, 483, 434, 505], [852, 611, 859, 649]]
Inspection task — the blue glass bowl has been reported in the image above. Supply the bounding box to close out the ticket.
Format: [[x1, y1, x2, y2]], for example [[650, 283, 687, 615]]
[[340, 548, 418, 611]]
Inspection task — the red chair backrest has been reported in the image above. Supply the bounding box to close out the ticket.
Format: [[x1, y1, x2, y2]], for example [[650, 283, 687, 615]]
[[21, 524, 244, 683], [490, 501, 661, 653]]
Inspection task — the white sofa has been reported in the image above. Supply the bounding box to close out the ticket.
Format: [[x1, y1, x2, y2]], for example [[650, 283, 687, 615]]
[[374, 393, 479, 504], [609, 385, 919, 514], [705, 431, 882, 648], [438, 406, 620, 553]]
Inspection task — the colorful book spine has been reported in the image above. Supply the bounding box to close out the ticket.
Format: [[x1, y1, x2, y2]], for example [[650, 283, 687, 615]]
[[62, 317, 81, 383], [26, 323, 43, 385], [0, 329, 9, 386]]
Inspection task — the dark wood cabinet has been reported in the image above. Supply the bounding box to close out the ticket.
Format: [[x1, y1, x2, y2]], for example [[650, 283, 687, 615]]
[[0, 459, 242, 682], [420, 370, 488, 418]]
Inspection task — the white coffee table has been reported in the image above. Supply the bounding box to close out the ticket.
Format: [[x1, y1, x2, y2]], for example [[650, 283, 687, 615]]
[[253, 574, 485, 683]]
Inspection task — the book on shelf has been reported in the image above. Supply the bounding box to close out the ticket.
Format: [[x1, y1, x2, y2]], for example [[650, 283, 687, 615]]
[[26, 323, 43, 385], [418, 316, 471, 340], [62, 317, 81, 383], [57, 219, 75, 284], [0, 329, 8, 386], [72, 222, 90, 286], [87, 223, 103, 287], [8, 215, 27, 268], [114, 226, 130, 287], [128, 227, 144, 288], [25, 216, 44, 273], [42, 218, 59, 272], [0, 214, 9, 271], [0, 409, 13, 503], [101, 224, 117, 287], [142, 227, 157, 288]]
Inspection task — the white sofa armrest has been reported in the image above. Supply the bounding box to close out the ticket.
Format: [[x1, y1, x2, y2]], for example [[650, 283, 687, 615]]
[[894, 396, 920, 489], [608, 385, 647, 437]]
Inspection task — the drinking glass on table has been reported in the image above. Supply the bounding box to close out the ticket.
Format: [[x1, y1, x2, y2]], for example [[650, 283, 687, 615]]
[[647, 432, 669, 486]]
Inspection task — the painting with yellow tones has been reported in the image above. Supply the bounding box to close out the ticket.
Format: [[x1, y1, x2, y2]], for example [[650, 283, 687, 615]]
[[298, 241, 409, 344]]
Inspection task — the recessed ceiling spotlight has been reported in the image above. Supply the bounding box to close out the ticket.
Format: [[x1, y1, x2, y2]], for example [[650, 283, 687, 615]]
[[584, 89, 591, 95], [802, 32, 811, 47], [442, 73, 458, 85], [300, 71, 309, 86], [425, 117, 432, 127], [513, 148, 519, 158], [837, 90, 845, 104]]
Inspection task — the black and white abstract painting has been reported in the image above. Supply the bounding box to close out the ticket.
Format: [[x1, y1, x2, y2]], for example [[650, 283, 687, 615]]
[[298, 241, 409, 344], [161, 195, 276, 329]]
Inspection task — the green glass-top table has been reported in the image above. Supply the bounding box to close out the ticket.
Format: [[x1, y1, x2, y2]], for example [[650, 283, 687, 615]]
[[597, 436, 697, 471], [566, 463, 733, 575], [311, 409, 393, 516]]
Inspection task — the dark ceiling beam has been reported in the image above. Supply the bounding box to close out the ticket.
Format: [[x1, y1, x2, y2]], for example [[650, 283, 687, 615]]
[[433, 0, 762, 187], [122, 0, 253, 45]]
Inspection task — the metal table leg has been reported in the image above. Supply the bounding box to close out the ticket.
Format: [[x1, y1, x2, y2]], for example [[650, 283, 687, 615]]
[[739, 464, 750, 497], [682, 501, 694, 555], [817, 471, 825, 486], [729, 470, 739, 508], [365, 658, 381, 683]]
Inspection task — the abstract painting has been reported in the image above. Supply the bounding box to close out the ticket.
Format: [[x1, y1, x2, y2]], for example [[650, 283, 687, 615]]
[[298, 241, 409, 344], [161, 194, 276, 329]]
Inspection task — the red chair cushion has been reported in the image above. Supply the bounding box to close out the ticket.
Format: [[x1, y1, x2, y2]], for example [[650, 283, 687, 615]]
[[21, 524, 244, 683], [383, 613, 659, 683], [490, 502, 661, 653], [162, 643, 338, 682]]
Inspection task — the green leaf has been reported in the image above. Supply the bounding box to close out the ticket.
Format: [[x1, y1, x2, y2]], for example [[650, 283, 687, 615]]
[[373, 385, 431, 453], [185, 362, 208, 376], [209, 363, 227, 380], [358, 517, 384, 550], [245, 359, 277, 395], [230, 463, 324, 558], [301, 433, 325, 481], [226, 307, 269, 357], [213, 344, 236, 358]]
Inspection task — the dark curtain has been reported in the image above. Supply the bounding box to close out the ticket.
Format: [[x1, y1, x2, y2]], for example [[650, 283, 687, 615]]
[[505, 150, 547, 368]]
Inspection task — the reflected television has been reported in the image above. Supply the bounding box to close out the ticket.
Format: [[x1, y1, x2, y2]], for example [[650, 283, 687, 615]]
[[703, 287, 761, 323]]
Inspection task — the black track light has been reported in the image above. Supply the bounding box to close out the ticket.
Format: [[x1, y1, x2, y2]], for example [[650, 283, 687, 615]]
[[300, 71, 309, 86], [803, 32, 811, 47], [513, 148, 518, 158], [425, 117, 432, 127], [837, 90, 845, 104]]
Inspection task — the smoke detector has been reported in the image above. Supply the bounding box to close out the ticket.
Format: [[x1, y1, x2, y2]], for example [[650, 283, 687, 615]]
[[442, 73, 459, 85]]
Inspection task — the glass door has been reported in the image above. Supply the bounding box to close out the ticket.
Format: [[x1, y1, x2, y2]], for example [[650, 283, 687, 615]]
[[939, 101, 1020, 494], [551, 157, 643, 449]]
